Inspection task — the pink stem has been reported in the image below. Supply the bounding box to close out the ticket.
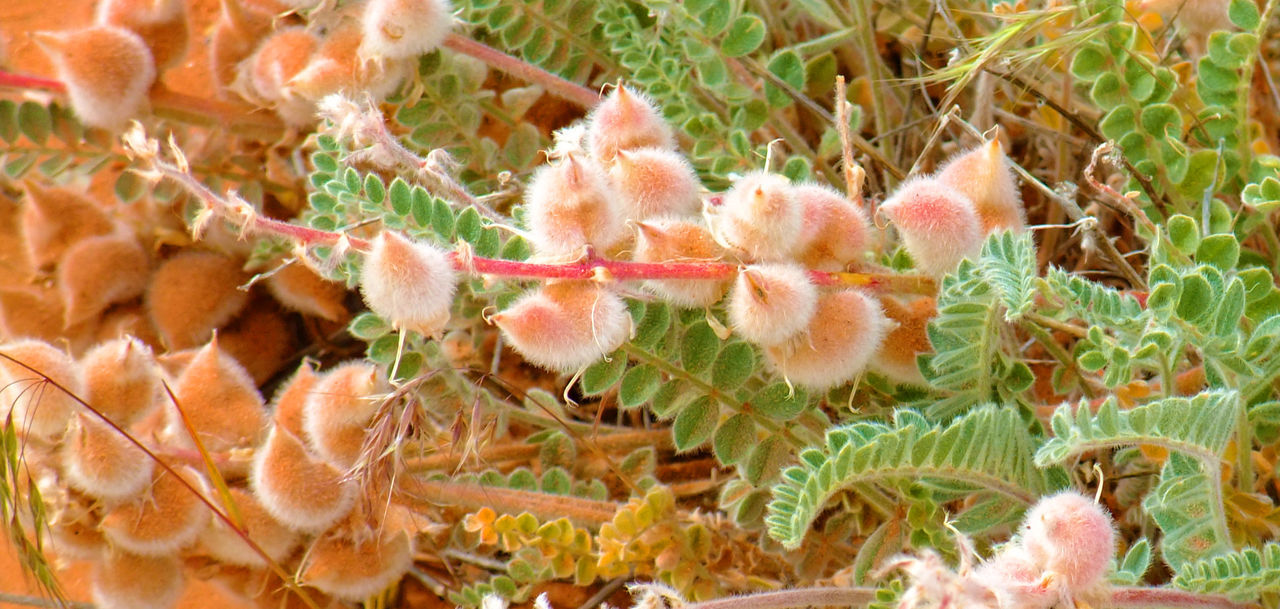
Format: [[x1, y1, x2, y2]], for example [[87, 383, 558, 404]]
[[0, 70, 65, 92], [1108, 587, 1251, 609], [443, 34, 601, 109]]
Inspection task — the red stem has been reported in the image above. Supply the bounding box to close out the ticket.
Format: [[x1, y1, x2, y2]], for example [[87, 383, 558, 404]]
[[1108, 587, 1251, 609], [0, 70, 65, 92], [443, 34, 601, 109]]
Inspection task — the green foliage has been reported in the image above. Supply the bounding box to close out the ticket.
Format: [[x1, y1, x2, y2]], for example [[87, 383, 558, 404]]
[[1173, 542, 1280, 600]]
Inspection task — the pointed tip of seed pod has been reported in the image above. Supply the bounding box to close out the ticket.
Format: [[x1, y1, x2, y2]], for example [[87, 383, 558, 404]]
[[360, 231, 458, 337], [58, 233, 151, 328], [586, 85, 676, 162], [91, 551, 185, 609], [241, 27, 319, 104], [146, 250, 250, 350], [359, 0, 454, 61], [525, 157, 627, 258], [35, 25, 156, 130], [302, 361, 384, 469], [936, 138, 1025, 235], [20, 181, 115, 269], [764, 289, 891, 391], [1020, 491, 1116, 594], [728, 264, 817, 346], [880, 177, 984, 277], [96, 0, 190, 72], [715, 172, 803, 262], [81, 336, 161, 426], [251, 424, 357, 532], [168, 337, 266, 452], [100, 465, 210, 556], [493, 282, 631, 373], [271, 361, 318, 438], [608, 147, 701, 221], [0, 338, 83, 441], [61, 414, 154, 502]]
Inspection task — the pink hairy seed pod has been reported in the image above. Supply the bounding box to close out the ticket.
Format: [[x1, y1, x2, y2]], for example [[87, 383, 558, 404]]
[[490, 281, 631, 373], [632, 218, 728, 308], [525, 154, 628, 259], [31, 26, 155, 131], [1138, 0, 1230, 38], [586, 85, 676, 162], [20, 181, 115, 271], [61, 413, 153, 502], [765, 288, 891, 391], [166, 336, 266, 453], [302, 361, 386, 470], [359, 0, 454, 61], [251, 424, 357, 532], [359, 230, 458, 336], [936, 139, 1025, 234], [715, 171, 804, 262], [96, 0, 189, 73], [57, 232, 151, 328], [727, 264, 817, 347], [974, 545, 1057, 609], [870, 295, 937, 386], [791, 182, 873, 271], [0, 339, 83, 441], [1020, 491, 1117, 595], [100, 465, 210, 556], [197, 487, 299, 567], [879, 177, 984, 277], [91, 551, 184, 609], [608, 147, 702, 220]]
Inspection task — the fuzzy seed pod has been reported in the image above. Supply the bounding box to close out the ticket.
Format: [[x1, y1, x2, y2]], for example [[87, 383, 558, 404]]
[[302, 523, 415, 601], [198, 487, 300, 567], [20, 181, 115, 270], [727, 264, 817, 347], [210, 0, 276, 95], [791, 183, 872, 271], [525, 154, 628, 259], [238, 27, 319, 124], [765, 289, 890, 391], [879, 178, 984, 277], [91, 551, 185, 609], [608, 147, 701, 220], [146, 251, 249, 349], [359, 0, 453, 61], [973, 545, 1057, 609], [265, 262, 347, 321], [0, 287, 89, 347], [1020, 491, 1116, 594], [287, 23, 412, 102], [586, 85, 675, 162], [302, 361, 384, 470], [32, 26, 156, 131], [61, 414, 153, 502], [48, 499, 108, 561], [1138, 0, 1230, 37], [271, 362, 318, 438], [870, 295, 936, 386], [0, 339, 83, 441], [250, 424, 357, 532], [166, 337, 266, 452], [491, 282, 631, 373], [217, 303, 295, 384], [714, 171, 804, 262], [96, 0, 189, 72], [360, 230, 458, 336], [632, 218, 728, 308], [100, 466, 210, 556], [936, 139, 1025, 234], [58, 233, 150, 328]]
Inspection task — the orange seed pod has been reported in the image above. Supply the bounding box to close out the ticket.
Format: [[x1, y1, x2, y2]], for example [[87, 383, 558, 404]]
[[91, 551, 185, 609], [491, 282, 631, 373], [1020, 491, 1116, 595], [879, 177, 983, 277], [166, 337, 266, 452], [32, 26, 156, 131], [727, 264, 817, 347], [210, 0, 276, 94], [96, 0, 189, 72], [632, 218, 728, 308], [301, 361, 385, 470], [360, 230, 458, 336], [791, 183, 872, 271], [586, 85, 676, 162], [61, 414, 153, 502], [197, 487, 300, 567], [270, 361, 318, 438], [935, 139, 1025, 234], [20, 181, 115, 270], [302, 522, 414, 601], [0, 339, 83, 441], [764, 289, 890, 391], [525, 154, 628, 259], [870, 295, 936, 386], [146, 250, 249, 349], [250, 424, 357, 532], [100, 465, 210, 556], [80, 336, 161, 426], [608, 147, 702, 220], [57, 233, 151, 328]]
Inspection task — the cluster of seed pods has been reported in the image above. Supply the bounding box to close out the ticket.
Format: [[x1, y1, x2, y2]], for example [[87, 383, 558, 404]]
[[32, 0, 453, 130], [0, 336, 419, 608], [357, 86, 1025, 391]]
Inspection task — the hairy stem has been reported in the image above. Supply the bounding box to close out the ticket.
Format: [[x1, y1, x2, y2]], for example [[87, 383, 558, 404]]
[[397, 477, 620, 526], [1107, 587, 1251, 609], [682, 587, 877, 609], [443, 34, 601, 109]]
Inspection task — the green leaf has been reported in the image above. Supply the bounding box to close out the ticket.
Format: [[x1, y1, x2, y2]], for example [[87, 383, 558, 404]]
[[113, 171, 147, 204], [1140, 103, 1182, 138], [1100, 105, 1137, 140], [1206, 32, 1247, 69], [1176, 274, 1214, 324], [348, 312, 390, 340], [1090, 73, 1126, 109], [633, 303, 670, 349], [711, 342, 755, 389], [681, 322, 721, 375], [1167, 215, 1200, 253], [979, 231, 1037, 321], [363, 174, 386, 204], [745, 435, 789, 486], [1228, 0, 1260, 29], [311, 152, 338, 173], [721, 15, 766, 57], [17, 102, 51, 145], [673, 396, 717, 452], [1198, 58, 1240, 92], [580, 352, 627, 396], [619, 364, 662, 408], [0, 100, 18, 144], [456, 206, 483, 243], [765, 50, 805, 108], [388, 178, 412, 216], [432, 199, 455, 239], [1113, 538, 1152, 585], [1145, 453, 1232, 570], [1195, 234, 1240, 270], [713, 413, 755, 465], [1174, 543, 1280, 600], [753, 382, 807, 421], [1071, 45, 1109, 81]]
